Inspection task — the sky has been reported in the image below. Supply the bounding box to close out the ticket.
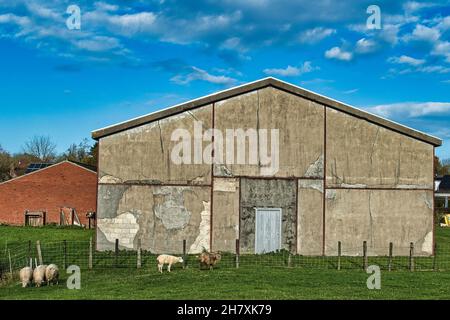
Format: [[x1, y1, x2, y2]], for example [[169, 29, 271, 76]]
[[0, 0, 449, 159]]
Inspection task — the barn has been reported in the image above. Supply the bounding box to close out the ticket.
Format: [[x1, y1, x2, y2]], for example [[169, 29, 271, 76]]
[[92, 77, 441, 256], [0, 160, 97, 226]]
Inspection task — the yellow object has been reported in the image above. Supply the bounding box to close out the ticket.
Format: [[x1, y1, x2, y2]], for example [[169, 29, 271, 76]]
[[441, 214, 450, 227]]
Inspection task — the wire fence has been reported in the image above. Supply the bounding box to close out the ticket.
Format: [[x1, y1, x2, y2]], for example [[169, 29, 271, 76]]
[[1, 239, 450, 279]]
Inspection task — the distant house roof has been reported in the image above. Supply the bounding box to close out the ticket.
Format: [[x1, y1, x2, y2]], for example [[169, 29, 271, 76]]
[[437, 175, 450, 193], [91, 77, 442, 146]]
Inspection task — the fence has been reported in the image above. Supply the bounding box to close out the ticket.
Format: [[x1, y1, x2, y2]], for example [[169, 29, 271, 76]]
[[1, 238, 450, 279]]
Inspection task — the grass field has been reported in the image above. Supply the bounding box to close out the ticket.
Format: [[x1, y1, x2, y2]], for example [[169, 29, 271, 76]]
[[0, 225, 450, 300]]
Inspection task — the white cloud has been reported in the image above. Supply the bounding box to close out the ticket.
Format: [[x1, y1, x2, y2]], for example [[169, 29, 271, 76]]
[[299, 27, 336, 44], [94, 2, 120, 12], [366, 102, 450, 118], [404, 24, 440, 42], [75, 36, 122, 52], [343, 88, 359, 94], [325, 46, 352, 61], [432, 41, 450, 63], [387, 55, 426, 66], [355, 38, 377, 54], [403, 1, 436, 13], [263, 61, 319, 77], [0, 13, 31, 27], [171, 67, 237, 85]]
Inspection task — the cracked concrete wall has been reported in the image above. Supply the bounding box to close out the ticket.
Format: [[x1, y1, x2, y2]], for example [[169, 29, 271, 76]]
[[240, 178, 296, 253], [97, 184, 210, 253], [214, 87, 324, 178], [325, 189, 433, 256], [326, 108, 433, 188], [98, 105, 212, 185], [297, 180, 323, 255], [212, 178, 240, 252]]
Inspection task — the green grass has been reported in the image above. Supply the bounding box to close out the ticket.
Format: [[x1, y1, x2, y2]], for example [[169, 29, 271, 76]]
[[0, 225, 94, 243], [0, 225, 450, 299], [1, 267, 450, 300]]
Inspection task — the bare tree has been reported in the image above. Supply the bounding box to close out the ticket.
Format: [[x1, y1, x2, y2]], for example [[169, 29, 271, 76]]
[[22, 135, 57, 162]]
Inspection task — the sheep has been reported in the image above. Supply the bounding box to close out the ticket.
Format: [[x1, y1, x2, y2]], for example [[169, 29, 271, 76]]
[[198, 251, 222, 270], [33, 265, 47, 287], [156, 254, 184, 273], [19, 267, 33, 288], [45, 264, 59, 286]]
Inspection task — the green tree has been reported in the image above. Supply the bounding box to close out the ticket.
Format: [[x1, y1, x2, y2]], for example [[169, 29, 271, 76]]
[[0, 145, 13, 182]]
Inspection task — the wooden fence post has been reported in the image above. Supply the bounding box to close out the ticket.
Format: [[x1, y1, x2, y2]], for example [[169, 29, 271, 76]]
[[36, 240, 43, 266], [433, 243, 437, 271], [388, 242, 393, 272], [89, 237, 93, 270], [63, 240, 67, 270], [137, 239, 142, 269], [115, 239, 119, 268], [28, 240, 31, 264], [363, 241, 368, 270], [235, 239, 240, 269], [8, 250, 12, 278], [182, 240, 186, 269], [337, 241, 341, 271], [409, 242, 414, 272]]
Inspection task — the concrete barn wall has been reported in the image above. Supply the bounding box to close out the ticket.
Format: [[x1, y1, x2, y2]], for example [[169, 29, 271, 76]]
[[212, 178, 240, 252], [96, 86, 435, 257], [324, 189, 433, 256], [326, 108, 433, 189], [297, 179, 323, 255], [97, 184, 211, 253], [239, 178, 297, 253], [98, 104, 212, 186], [213, 87, 324, 178]]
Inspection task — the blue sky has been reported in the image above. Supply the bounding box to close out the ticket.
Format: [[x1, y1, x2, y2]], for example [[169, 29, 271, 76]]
[[0, 0, 449, 159]]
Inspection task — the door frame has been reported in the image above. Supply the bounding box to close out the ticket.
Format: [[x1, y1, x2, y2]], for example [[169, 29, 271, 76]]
[[254, 207, 282, 254]]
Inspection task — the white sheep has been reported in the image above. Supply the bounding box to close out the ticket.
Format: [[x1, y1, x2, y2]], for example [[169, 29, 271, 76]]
[[45, 264, 59, 286], [19, 267, 33, 288], [33, 265, 47, 287], [156, 254, 184, 273]]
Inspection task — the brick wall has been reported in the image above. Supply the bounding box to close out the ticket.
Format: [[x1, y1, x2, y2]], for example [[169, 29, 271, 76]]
[[0, 161, 97, 225]]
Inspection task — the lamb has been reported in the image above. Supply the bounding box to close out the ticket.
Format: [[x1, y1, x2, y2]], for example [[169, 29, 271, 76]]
[[156, 254, 184, 273], [19, 266, 33, 288], [45, 264, 59, 286], [33, 265, 47, 287], [198, 251, 222, 270]]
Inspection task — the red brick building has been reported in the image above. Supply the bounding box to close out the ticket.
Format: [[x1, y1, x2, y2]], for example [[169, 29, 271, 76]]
[[0, 160, 97, 225]]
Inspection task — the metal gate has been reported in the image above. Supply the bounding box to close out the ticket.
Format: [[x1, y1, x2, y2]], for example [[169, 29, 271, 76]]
[[255, 208, 282, 254]]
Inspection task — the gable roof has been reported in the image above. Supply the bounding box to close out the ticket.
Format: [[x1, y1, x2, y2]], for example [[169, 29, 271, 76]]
[[0, 160, 96, 186], [91, 77, 442, 146]]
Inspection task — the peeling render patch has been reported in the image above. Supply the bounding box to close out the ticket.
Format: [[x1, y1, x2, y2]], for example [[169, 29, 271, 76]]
[[214, 178, 238, 192], [304, 155, 324, 178], [189, 201, 211, 254], [213, 164, 233, 177], [340, 183, 368, 189], [153, 186, 191, 230], [421, 193, 432, 209], [99, 174, 123, 184], [298, 180, 323, 193], [326, 189, 337, 200], [396, 184, 433, 190], [97, 212, 139, 249], [421, 231, 433, 254]]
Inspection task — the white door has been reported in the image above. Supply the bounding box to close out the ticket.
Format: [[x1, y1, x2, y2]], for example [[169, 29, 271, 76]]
[[255, 208, 282, 254]]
